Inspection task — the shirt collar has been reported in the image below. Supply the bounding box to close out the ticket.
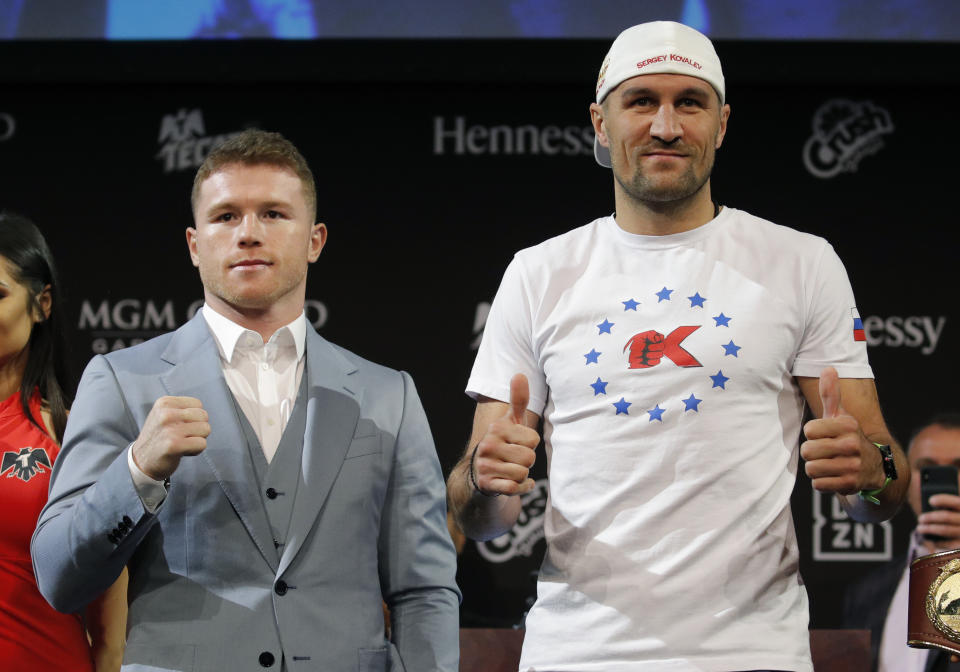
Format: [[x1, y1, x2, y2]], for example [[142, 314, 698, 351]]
[[201, 304, 307, 364]]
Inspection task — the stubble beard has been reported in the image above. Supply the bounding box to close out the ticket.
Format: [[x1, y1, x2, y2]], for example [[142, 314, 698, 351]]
[[614, 144, 716, 210]]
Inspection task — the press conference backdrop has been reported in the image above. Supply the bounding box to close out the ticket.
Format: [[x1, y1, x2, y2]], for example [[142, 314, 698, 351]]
[[0, 37, 955, 628]]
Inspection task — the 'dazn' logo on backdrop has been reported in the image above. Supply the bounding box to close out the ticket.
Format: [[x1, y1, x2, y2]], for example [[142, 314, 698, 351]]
[[812, 489, 892, 561], [802, 98, 894, 179], [156, 108, 242, 173]]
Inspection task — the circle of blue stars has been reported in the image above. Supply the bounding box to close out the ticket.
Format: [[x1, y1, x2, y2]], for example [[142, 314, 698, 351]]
[[582, 285, 743, 418]]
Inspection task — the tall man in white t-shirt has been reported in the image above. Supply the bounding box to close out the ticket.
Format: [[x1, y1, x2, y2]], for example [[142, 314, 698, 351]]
[[447, 21, 908, 672], [34, 130, 460, 671]]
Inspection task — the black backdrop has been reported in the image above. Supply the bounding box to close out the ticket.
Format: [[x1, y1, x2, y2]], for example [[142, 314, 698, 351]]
[[1, 38, 957, 629]]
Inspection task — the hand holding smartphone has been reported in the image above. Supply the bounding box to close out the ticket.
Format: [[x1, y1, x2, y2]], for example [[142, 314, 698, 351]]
[[921, 465, 960, 542]]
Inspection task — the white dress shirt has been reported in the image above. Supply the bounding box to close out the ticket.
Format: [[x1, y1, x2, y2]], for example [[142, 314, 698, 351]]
[[878, 531, 930, 672], [128, 305, 307, 511]]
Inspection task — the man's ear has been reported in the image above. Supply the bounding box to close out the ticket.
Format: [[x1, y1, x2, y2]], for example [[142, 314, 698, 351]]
[[589, 102, 609, 148], [186, 227, 200, 267]]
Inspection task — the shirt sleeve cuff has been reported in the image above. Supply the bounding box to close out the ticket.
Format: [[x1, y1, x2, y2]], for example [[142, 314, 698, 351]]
[[127, 444, 168, 513]]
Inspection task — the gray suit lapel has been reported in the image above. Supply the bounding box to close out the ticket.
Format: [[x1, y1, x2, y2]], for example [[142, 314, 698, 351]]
[[278, 328, 360, 576], [158, 314, 279, 572]]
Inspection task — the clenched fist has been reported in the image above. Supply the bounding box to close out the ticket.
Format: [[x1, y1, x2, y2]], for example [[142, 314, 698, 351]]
[[624, 330, 665, 368], [131, 396, 210, 481], [472, 374, 541, 497]]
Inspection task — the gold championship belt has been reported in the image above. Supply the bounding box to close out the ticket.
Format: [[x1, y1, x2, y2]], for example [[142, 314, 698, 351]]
[[909, 549, 960, 655]]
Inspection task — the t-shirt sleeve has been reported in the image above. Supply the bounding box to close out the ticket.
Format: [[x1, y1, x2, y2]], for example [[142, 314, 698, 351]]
[[791, 241, 874, 379], [466, 254, 548, 415]]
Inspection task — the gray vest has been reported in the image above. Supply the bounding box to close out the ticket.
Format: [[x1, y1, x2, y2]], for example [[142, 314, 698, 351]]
[[231, 372, 308, 566]]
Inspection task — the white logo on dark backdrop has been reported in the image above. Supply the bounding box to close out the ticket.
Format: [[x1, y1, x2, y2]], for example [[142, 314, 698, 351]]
[[156, 108, 242, 173], [471, 301, 490, 350], [434, 117, 594, 156], [802, 99, 894, 179], [78, 298, 328, 354], [476, 479, 547, 563], [812, 490, 892, 561], [863, 315, 946, 355], [0, 113, 15, 142]]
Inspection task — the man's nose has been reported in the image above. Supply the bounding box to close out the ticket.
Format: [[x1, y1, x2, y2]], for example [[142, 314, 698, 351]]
[[237, 213, 264, 245], [650, 105, 682, 143]]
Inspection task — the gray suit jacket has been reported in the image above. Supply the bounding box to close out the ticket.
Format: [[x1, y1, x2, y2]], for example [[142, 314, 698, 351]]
[[32, 314, 460, 671]]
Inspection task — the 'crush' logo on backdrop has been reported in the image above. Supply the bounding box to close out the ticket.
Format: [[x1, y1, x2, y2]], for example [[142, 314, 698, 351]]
[[156, 108, 242, 173], [802, 99, 893, 179]]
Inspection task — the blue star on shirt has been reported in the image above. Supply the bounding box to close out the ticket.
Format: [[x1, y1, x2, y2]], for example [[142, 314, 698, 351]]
[[584, 349, 601, 365], [722, 340, 742, 357], [655, 287, 673, 302], [613, 397, 631, 415], [622, 298, 640, 311], [597, 319, 614, 334], [682, 394, 702, 412], [713, 313, 732, 327], [688, 292, 706, 308], [590, 377, 608, 395], [710, 370, 729, 389], [647, 404, 666, 422]]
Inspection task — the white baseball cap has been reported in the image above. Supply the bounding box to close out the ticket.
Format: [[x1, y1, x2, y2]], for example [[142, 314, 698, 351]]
[[594, 21, 725, 168]]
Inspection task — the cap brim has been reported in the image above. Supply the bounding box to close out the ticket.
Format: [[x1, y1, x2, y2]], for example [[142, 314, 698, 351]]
[[594, 135, 612, 168]]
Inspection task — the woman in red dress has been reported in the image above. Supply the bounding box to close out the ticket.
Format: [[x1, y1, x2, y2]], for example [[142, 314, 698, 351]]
[[0, 212, 127, 671]]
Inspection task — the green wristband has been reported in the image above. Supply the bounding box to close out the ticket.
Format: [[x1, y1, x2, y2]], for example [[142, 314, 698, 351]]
[[857, 476, 892, 505]]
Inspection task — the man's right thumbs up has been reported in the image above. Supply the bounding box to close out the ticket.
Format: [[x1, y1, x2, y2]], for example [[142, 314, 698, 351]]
[[472, 373, 541, 497]]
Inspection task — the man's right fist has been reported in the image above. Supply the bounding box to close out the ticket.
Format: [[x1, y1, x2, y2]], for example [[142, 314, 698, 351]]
[[131, 396, 210, 481], [472, 374, 540, 497]]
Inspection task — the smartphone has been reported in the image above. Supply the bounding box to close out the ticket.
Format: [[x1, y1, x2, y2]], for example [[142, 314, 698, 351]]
[[922, 466, 959, 511], [921, 465, 960, 541]]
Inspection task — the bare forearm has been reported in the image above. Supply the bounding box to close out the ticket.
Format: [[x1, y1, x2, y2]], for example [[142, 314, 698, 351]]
[[447, 457, 522, 541], [838, 435, 909, 523]]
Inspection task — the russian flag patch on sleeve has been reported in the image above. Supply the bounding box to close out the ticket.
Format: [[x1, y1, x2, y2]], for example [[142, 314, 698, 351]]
[[852, 308, 866, 341]]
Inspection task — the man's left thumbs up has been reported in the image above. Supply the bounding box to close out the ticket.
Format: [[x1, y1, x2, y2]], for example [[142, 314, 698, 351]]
[[801, 366, 881, 494]]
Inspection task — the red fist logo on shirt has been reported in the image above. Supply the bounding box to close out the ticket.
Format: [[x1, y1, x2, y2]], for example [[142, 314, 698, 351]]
[[624, 326, 703, 369]]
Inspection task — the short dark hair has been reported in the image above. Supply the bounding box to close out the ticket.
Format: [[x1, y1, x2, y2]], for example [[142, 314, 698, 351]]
[[191, 129, 317, 222], [908, 413, 960, 450], [0, 211, 71, 443]]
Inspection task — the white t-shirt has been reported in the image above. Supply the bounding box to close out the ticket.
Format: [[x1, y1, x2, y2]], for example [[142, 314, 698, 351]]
[[467, 208, 872, 672]]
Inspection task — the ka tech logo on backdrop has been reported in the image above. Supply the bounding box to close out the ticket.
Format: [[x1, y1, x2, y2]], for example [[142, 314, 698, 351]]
[[0, 113, 15, 142], [812, 489, 892, 561], [803, 99, 894, 179], [156, 108, 242, 173]]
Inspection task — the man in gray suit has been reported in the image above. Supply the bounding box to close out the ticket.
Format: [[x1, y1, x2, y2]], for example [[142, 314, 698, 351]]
[[32, 129, 460, 671]]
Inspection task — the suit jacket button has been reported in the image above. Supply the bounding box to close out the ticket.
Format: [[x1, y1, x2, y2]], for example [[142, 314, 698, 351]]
[[259, 651, 275, 667], [275, 580, 288, 596], [265, 487, 278, 499]]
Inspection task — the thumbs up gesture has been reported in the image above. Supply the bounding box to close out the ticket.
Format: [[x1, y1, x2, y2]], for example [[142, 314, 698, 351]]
[[471, 374, 541, 497], [800, 367, 886, 494]]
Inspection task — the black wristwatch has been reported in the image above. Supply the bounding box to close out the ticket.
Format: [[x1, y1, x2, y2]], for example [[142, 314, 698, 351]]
[[874, 442, 898, 481]]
